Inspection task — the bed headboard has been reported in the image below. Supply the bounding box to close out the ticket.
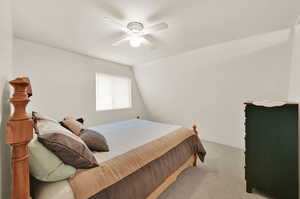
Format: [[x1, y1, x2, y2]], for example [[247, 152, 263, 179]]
[[6, 77, 33, 199]]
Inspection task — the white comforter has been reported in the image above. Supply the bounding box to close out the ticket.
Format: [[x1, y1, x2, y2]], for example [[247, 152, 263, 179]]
[[34, 119, 181, 199]]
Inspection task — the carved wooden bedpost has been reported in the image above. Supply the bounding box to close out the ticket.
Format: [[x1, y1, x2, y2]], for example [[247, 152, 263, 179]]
[[6, 77, 33, 199], [192, 125, 198, 166]]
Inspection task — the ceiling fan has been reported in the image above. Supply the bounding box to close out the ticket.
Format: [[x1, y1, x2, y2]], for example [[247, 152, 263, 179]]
[[104, 17, 168, 48]]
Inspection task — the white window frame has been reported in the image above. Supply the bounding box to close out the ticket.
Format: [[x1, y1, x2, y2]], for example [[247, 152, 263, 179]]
[[96, 73, 132, 111]]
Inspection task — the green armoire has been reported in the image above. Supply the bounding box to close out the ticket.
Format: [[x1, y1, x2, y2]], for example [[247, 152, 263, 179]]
[[245, 103, 298, 199]]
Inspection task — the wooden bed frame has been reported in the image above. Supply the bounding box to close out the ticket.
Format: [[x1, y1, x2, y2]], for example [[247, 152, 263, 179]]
[[5, 77, 199, 199]]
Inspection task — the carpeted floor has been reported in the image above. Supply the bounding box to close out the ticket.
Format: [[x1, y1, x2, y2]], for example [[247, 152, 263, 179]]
[[159, 141, 269, 199]]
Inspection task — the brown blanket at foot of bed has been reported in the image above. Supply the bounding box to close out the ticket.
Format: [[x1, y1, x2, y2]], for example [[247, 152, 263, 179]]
[[90, 135, 205, 199], [69, 127, 206, 199]]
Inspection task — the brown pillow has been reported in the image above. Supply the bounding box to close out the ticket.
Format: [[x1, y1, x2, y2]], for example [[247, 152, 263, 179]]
[[36, 120, 98, 169], [63, 117, 84, 124], [76, 118, 84, 124], [80, 129, 109, 152], [60, 118, 85, 136], [59, 118, 84, 131]]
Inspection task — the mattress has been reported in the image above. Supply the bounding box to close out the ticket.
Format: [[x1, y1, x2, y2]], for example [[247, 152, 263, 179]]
[[33, 119, 182, 199]]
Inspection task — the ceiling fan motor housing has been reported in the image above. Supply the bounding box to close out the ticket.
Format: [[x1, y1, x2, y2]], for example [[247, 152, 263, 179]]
[[127, 22, 144, 33]]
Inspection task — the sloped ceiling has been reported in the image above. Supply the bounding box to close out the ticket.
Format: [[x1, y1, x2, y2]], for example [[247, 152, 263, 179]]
[[13, 0, 300, 66]]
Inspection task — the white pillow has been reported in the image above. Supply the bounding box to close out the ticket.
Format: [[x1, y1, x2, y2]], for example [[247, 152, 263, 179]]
[[29, 134, 76, 182]]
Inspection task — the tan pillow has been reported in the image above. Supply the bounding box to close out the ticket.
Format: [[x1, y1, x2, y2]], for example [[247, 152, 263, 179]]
[[36, 120, 98, 169], [32, 111, 58, 123], [80, 129, 109, 152], [61, 118, 85, 136], [32, 111, 58, 134]]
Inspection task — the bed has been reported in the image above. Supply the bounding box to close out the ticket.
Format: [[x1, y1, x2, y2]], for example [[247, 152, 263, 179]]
[[5, 77, 206, 199]]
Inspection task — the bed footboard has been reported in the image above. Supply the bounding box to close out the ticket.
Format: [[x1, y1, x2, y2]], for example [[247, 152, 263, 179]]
[[146, 155, 195, 199]]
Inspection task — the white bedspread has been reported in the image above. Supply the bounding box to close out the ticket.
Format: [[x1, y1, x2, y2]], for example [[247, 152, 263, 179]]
[[34, 119, 181, 199]]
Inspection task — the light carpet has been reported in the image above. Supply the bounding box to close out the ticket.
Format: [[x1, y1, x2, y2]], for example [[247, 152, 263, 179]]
[[159, 141, 269, 199]]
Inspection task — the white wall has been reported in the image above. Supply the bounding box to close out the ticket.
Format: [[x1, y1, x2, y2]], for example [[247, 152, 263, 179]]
[[288, 21, 300, 101], [0, 0, 13, 198], [134, 30, 291, 149], [13, 39, 147, 126]]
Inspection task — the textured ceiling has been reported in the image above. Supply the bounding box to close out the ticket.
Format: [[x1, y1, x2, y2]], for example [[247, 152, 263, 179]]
[[13, 0, 300, 66]]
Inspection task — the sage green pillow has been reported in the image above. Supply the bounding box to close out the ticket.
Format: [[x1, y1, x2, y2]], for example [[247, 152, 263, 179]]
[[29, 134, 76, 182]]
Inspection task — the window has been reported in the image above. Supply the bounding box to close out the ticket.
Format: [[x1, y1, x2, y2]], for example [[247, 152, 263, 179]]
[[96, 73, 132, 111]]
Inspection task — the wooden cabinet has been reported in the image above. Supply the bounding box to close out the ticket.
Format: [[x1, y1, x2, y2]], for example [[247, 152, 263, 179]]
[[245, 103, 298, 199]]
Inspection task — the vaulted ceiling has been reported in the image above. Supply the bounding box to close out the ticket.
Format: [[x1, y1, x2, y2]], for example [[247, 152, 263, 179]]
[[13, 0, 300, 65]]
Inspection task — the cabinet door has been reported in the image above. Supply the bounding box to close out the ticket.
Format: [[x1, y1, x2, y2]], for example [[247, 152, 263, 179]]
[[245, 105, 298, 199]]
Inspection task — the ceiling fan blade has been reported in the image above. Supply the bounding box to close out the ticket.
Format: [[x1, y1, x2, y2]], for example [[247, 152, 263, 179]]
[[141, 36, 156, 49], [143, 22, 168, 35], [141, 37, 152, 46], [104, 17, 126, 30], [112, 35, 129, 46]]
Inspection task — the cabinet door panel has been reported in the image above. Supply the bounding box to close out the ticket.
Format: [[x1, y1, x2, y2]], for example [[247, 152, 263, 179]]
[[245, 105, 298, 199]]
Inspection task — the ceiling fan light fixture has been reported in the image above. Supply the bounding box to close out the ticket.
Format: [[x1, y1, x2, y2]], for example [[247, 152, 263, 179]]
[[127, 22, 144, 33], [104, 17, 168, 48], [129, 36, 143, 48]]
